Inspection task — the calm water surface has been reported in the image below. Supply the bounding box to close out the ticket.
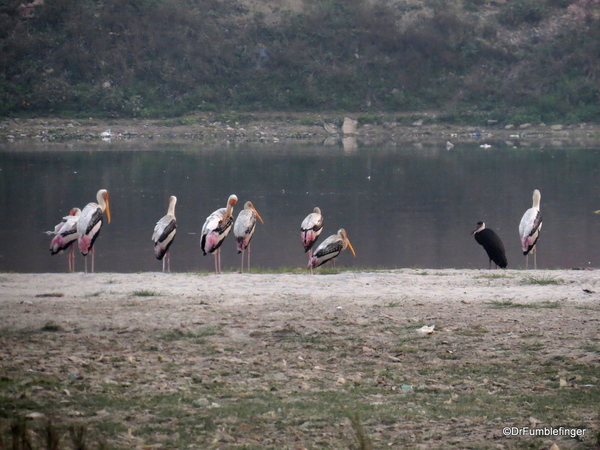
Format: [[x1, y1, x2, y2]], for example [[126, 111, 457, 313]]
[[1, 140, 600, 273]]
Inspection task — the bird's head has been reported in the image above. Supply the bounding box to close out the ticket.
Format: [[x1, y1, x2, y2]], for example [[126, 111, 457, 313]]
[[470, 221, 485, 235]]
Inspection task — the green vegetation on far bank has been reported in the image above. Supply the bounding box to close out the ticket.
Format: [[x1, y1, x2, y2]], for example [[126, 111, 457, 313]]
[[1, 0, 600, 124]]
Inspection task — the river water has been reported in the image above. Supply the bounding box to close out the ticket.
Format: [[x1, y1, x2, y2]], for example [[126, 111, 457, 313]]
[[1, 140, 599, 272]]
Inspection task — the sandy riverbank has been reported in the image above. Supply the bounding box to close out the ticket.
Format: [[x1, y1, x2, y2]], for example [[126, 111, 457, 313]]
[[1, 269, 599, 449]]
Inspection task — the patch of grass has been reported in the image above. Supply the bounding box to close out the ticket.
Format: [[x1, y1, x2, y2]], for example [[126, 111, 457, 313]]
[[486, 300, 528, 309], [520, 275, 564, 285], [40, 321, 63, 332], [85, 291, 104, 298], [475, 273, 512, 279], [487, 300, 562, 309], [581, 344, 600, 353], [347, 412, 373, 450], [455, 325, 489, 336], [315, 267, 340, 275], [159, 325, 220, 343], [131, 289, 160, 297]]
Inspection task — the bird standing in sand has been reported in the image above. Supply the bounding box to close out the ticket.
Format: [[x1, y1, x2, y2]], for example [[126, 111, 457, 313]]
[[152, 196, 177, 273], [233, 201, 264, 273], [519, 189, 542, 269], [309, 228, 356, 273], [301, 207, 324, 264], [77, 189, 111, 273], [49, 207, 81, 272], [471, 221, 507, 269], [201, 194, 238, 274]]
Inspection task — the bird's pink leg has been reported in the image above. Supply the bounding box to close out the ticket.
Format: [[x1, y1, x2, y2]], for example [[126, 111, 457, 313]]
[[247, 244, 251, 273], [213, 250, 219, 274], [533, 247, 537, 270], [84, 256, 88, 274], [240, 250, 244, 273], [166, 250, 171, 273], [91, 247, 95, 273], [70, 246, 75, 272]]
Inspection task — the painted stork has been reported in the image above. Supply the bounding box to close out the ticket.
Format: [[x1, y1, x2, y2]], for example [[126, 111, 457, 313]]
[[152, 195, 177, 273], [233, 201, 264, 273], [301, 207, 324, 264], [77, 189, 111, 273], [49, 207, 81, 272], [470, 221, 507, 269], [200, 194, 238, 274], [308, 228, 356, 272], [519, 189, 542, 269]]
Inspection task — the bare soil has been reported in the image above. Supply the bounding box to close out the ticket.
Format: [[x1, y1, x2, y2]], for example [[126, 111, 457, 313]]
[[1, 269, 599, 449]]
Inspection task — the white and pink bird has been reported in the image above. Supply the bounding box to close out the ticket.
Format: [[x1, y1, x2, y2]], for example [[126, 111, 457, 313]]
[[77, 189, 111, 273], [152, 195, 177, 273], [49, 207, 81, 272], [233, 201, 264, 273], [519, 189, 542, 269], [301, 207, 324, 264], [200, 194, 238, 274]]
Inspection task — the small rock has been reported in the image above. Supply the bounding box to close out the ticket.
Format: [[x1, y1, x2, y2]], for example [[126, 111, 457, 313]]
[[550, 124, 564, 131], [193, 398, 210, 407], [342, 117, 358, 135], [519, 123, 532, 129]]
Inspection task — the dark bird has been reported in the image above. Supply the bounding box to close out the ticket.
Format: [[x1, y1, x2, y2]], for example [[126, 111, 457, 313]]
[[201, 194, 238, 274], [519, 189, 542, 269], [471, 221, 507, 269], [308, 228, 356, 272], [233, 201, 264, 273], [152, 195, 177, 273], [77, 189, 111, 273]]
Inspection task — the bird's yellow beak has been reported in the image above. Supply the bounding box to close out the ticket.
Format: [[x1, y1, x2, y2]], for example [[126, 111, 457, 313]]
[[105, 199, 111, 224], [346, 238, 356, 257], [252, 206, 265, 224]]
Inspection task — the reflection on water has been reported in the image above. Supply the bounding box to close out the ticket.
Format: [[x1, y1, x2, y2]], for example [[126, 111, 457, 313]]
[[1, 141, 600, 273]]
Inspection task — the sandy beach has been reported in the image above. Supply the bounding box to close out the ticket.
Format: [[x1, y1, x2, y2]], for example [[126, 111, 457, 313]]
[[1, 269, 599, 449]]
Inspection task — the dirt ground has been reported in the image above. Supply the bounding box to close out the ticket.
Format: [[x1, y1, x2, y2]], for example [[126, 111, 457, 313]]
[[0, 269, 599, 449]]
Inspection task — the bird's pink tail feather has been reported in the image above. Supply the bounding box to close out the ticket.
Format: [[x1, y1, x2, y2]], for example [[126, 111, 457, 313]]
[[50, 235, 65, 253], [302, 231, 314, 247], [79, 236, 92, 255], [205, 233, 219, 253]]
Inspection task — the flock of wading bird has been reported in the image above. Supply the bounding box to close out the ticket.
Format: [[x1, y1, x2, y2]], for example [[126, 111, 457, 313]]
[[48, 188, 542, 274], [48, 190, 356, 274]]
